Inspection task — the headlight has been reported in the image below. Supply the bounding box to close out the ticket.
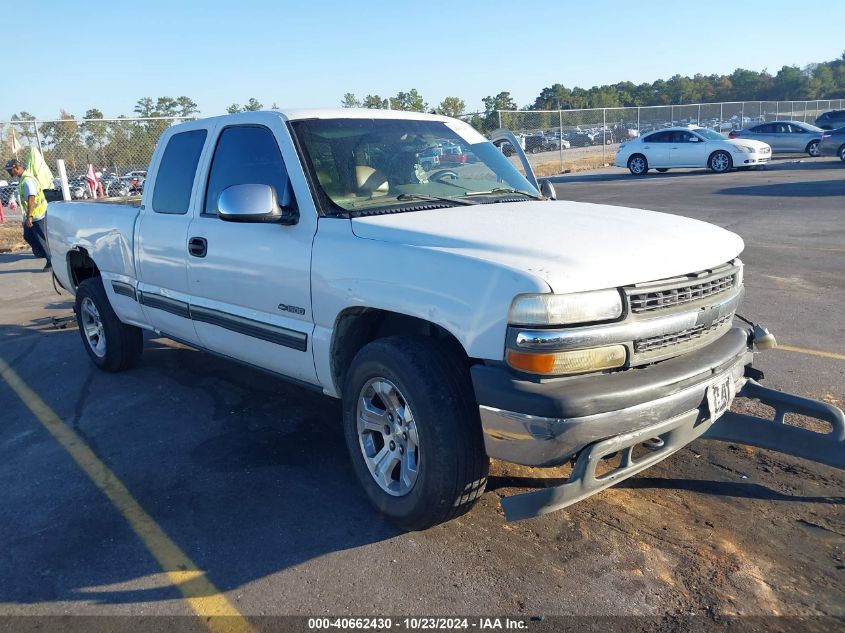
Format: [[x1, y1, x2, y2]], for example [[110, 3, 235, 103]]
[[507, 345, 627, 375], [509, 290, 623, 326], [733, 145, 755, 153]]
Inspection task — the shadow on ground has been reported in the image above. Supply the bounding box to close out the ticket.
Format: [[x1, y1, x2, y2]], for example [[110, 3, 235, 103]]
[[0, 328, 401, 606]]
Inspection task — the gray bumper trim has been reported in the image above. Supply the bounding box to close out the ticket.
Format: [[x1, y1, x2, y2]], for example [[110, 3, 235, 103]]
[[481, 353, 749, 467], [501, 408, 711, 521]]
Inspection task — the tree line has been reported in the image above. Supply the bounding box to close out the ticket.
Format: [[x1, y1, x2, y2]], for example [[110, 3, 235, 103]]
[[341, 52, 845, 132], [0, 95, 263, 175]]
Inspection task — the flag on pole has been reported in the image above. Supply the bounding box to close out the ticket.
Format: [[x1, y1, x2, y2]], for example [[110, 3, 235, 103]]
[[85, 163, 103, 198], [10, 129, 22, 154]]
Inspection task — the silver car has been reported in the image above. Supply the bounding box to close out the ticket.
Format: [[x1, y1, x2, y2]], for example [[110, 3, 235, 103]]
[[818, 127, 845, 162], [729, 121, 823, 156]]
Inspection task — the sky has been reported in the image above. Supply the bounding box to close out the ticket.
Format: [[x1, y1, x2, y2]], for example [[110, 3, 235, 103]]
[[9, 0, 845, 121]]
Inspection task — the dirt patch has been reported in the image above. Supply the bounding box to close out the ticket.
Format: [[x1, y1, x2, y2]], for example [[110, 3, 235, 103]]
[[0, 223, 27, 253]]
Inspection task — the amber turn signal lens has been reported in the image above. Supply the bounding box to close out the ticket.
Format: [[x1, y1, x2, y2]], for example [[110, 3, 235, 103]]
[[506, 351, 557, 374], [507, 345, 627, 375]]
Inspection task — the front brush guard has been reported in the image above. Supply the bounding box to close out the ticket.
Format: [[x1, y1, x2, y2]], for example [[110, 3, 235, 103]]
[[500, 379, 844, 522], [703, 379, 844, 470]]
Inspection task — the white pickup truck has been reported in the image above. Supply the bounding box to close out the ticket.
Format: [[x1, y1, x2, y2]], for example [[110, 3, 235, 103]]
[[48, 109, 843, 530]]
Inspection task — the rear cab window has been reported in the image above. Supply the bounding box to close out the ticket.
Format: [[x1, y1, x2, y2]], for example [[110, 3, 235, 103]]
[[151, 129, 207, 214]]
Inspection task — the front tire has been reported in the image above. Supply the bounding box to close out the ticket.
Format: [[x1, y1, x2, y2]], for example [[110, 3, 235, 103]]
[[342, 336, 488, 530], [838, 144, 845, 162], [806, 140, 820, 157], [75, 278, 143, 372], [709, 150, 733, 173], [628, 154, 649, 175]]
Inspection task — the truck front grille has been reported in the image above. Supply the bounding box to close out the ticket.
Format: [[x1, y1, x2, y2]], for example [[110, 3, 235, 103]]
[[634, 314, 733, 353], [629, 271, 737, 314]]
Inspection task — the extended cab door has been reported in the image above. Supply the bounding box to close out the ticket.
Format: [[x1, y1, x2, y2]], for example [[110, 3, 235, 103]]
[[186, 121, 319, 384], [135, 127, 209, 344]]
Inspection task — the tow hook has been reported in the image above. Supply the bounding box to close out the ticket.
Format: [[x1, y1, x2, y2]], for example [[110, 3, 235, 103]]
[[736, 314, 777, 350]]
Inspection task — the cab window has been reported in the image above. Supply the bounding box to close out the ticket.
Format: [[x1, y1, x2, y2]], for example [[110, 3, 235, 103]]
[[203, 125, 295, 216]]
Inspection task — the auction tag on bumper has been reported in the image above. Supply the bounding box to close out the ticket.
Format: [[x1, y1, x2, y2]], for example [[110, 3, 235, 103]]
[[707, 375, 736, 421]]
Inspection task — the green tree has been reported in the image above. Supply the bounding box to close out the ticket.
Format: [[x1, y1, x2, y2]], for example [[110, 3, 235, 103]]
[[40, 110, 85, 171], [341, 93, 361, 108], [480, 91, 518, 131], [389, 89, 427, 112], [243, 98, 263, 111], [176, 96, 199, 117], [362, 95, 388, 109], [437, 96, 465, 117], [226, 104, 241, 114]]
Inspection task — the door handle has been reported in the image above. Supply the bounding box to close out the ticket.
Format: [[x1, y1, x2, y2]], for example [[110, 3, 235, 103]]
[[188, 237, 207, 258]]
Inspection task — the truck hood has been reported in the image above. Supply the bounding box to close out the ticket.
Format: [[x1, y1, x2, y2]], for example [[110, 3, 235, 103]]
[[350, 200, 744, 293]]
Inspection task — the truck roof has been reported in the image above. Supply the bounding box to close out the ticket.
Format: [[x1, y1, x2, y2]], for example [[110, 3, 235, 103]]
[[179, 109, 455, 127]]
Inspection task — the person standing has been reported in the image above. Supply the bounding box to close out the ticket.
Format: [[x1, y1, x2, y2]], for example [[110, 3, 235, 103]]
[[5, 158, 51, 271]]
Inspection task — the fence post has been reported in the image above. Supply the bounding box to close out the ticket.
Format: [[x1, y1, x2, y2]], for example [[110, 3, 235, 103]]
[[637, 107, 640, 135], [776, 102, 779, 118], [602, 109, 606, 165], [33, 121, 44, 155], [804, 101, 807, 122], [498, 110, 502, 129], [56, 159, 71, 201], [558, 108, 563, 173], [670, 104, 674, 126], [697, 104, 701, 125], [720, 103, 723, 125], [740, 103, 744, 128]]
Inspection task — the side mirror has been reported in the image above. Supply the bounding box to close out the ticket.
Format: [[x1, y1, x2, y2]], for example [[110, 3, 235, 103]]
[[218, 183, 298, 225], [538, 179, 557, 200]]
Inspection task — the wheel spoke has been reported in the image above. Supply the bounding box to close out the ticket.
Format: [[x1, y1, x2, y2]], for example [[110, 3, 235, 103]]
[[372, 446, 397, 489], [359, 399, 389, 434], [400, 453, 417, 489], [375, 380, 403, 414]]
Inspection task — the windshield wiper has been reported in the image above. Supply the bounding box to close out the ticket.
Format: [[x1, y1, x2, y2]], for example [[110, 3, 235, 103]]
[[396, 193, 478, 206], [464, 187, 543, 200]]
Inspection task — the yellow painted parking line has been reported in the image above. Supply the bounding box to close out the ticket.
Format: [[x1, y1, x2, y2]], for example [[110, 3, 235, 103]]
[[748, 242, 845, 254], [0, 356, 256, 633], [775, 345, 845, 362]]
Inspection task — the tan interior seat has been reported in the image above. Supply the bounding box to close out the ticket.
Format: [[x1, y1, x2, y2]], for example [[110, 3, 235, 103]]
[[356, 166, 389, 195]]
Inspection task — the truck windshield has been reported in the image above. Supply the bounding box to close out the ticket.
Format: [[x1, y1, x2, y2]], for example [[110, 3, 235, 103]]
[[290, 118, 540, 215]]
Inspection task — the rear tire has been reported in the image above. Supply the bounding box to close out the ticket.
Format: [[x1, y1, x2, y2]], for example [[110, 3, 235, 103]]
[[806, 140, 820, 157], [628, 154, 649, 176], [839, 144, 845, 162], [709, 150, 733, 173], [75, 278, 143, 372], [342, 336, 488, 531]]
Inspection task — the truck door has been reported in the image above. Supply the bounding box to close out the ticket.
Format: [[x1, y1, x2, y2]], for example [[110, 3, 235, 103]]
[[135, 128, 208, 345], [186, 122, 319, 384]]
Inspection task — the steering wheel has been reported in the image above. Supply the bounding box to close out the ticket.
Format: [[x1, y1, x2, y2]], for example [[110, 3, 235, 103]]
[[429, 170, 459, 182]]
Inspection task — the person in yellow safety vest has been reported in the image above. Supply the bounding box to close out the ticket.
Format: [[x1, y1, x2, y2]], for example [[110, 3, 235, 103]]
[[5, 157, 51, 272]]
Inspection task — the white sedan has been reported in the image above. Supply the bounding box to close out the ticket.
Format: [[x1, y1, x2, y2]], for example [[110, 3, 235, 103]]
[[615, 127, 771, 175]]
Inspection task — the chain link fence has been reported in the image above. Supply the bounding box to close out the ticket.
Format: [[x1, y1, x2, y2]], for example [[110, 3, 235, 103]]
[[0, 116, 192, 215], [496, 99, 845, 177]]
